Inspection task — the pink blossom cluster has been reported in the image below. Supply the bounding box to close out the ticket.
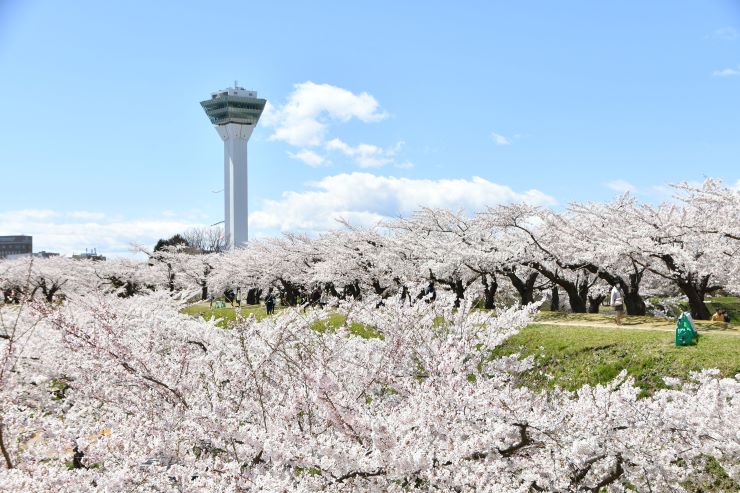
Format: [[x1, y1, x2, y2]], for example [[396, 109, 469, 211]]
[[0, 291, 737, 491]]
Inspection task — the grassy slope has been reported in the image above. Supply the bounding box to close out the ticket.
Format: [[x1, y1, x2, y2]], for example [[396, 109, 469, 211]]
[[182, 303, 740, 394], [182, 303, 739, 489], [493, 324, 740, 397], [182, 302, 739, 489], [183, 303, 740, 395], [495, 319, 740, 491]]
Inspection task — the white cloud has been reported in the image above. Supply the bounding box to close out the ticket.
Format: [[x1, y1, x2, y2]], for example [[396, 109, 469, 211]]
[[67, 211, 107, 220], [395, 161, 415, 169], [0, 209, 204, 257], [288, 149, 328, 167], [712, 66, 740, 77], [263, 81, 387, 147], [606, 179, 636, 194], [3, 209, 59, 220], [713, 27, 738, 40], [249, 173, 556, 233], [491, 132, 511, 145], [0, 210, 107, 221], [264, 81, 409, 168], [325, 138, 403, 168]]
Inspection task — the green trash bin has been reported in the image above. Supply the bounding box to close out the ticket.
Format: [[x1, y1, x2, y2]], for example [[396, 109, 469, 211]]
[[675, 312, 698, 346]]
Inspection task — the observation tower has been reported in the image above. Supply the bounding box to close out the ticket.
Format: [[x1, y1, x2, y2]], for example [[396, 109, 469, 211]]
[[200, 85, 266, 249]]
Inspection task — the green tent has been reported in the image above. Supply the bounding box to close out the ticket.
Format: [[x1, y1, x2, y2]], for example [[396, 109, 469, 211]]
[[675, 312, 698, 346]]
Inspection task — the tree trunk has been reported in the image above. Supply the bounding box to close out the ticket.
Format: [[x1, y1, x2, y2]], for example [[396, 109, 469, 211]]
[[342, 281, 362, 300], [481, 274, 497, 310], [623, 288, 646, 316], [167, 263, 175, 292], [0, 419, 13, 469], [584, 264, 647, 316], [279, 279, 301, 306], [562, 282, 588, 313], [453, 279, 465, 308], [654, 255, 713, 319], [417, 282, 436, 302], [246, 288, 261, 305], [325, 282, 340, 299], [678, 277, 712, 320], [588, 294, 605, 313], [505, 270, 538, 306], [372, 279, 389, 298], [550, 286, 560, 311], [528, 262, 586, 313], [40, 279, 61, 304], [616, 272, 646, 316], [122, 281, 137, 298], [399, 285, 410, 304]]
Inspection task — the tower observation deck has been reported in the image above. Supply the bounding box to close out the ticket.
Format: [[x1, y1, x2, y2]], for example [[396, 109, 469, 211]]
[[201, 86, 266, 249]]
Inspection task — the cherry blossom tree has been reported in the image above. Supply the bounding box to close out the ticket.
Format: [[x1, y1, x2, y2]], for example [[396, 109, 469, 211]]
[[0, 286, 737, 491], [617, 200, 726, 319], [1, 180, 739, 490], [673, 179, 740, 295]]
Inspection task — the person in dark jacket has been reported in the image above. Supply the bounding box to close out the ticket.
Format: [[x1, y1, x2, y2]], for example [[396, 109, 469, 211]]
[[264, 289, 276, 315]]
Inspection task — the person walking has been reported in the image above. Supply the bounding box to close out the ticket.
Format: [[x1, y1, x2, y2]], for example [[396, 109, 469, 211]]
[[610, 285, 625, 325], [609, 285, 620, 306], [236, 287, 242, 308]]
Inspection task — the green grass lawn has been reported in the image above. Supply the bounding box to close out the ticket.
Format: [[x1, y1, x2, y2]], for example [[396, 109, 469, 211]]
[[311, 313, 383, 339], [181, 302, 738, 490], [700, 295, 740, 323], [181, 302, 278, 327], [181, 302, 381, 338], [183, 303, 739, 396], [493, 324, 740, 397], [536, 310, 672, 325]]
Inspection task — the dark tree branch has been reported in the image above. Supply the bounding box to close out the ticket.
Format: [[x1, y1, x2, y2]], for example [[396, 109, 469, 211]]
[[0, 420, 13, 469]]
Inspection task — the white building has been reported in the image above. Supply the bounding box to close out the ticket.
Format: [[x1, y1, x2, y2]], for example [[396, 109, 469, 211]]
[[200, 86, 266, 249]]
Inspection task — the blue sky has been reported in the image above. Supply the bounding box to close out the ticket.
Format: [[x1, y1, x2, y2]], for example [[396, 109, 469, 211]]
[[1, 0, 739, 256]]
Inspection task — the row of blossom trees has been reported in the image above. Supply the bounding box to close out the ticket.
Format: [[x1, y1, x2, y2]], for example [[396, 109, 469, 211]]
[[3, 179, 737, 319], [0, 179, 738, 490]]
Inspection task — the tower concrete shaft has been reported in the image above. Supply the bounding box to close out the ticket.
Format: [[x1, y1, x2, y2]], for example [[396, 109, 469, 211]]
[[201, 86, 266, 249]]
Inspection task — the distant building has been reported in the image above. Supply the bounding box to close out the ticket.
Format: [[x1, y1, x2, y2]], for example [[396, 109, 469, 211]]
[[34, 251, 60, 258], [0, 235, 32, 259], [72, 248, 106, 261]]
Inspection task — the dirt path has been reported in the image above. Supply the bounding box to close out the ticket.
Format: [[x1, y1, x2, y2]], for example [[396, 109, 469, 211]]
[[533, 319, 740, 336]]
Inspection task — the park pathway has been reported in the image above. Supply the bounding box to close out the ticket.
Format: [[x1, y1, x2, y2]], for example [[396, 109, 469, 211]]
[[533, 319, 740, 336]]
